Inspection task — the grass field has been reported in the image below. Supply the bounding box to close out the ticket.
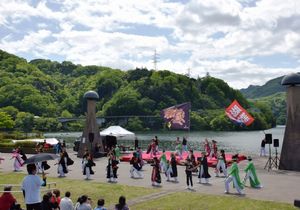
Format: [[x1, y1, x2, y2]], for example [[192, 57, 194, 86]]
[[0, 172, 297, 210]]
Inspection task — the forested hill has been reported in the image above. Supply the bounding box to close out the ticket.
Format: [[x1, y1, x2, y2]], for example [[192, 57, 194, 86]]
[[240, 76, 285, 98], [0, 49, 275, 131]]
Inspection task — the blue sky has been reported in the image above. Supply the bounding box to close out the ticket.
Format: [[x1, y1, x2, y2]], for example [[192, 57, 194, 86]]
[[1, 0, 299, 89]]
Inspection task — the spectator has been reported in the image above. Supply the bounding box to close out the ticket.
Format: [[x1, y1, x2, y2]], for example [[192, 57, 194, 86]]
[[60, 191, 73, 210], [77, 195, 92, 210], [0, 186, 17, 210], [50, 189, 61, 208], [94, 198, 106, 210], [41, 194, 53, 210], [21, 163, 46, 210], [115, 196, 129, 210]]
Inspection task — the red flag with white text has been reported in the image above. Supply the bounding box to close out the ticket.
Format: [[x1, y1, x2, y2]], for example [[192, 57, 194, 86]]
[[225, 100, 254, 126]]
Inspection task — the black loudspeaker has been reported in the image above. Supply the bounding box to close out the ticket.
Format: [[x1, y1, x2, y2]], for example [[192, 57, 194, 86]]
[[294, 199, 300, 207], [265, 133, 272, 144], [88, 132, 94, 143], [273, 139, 279, 147]]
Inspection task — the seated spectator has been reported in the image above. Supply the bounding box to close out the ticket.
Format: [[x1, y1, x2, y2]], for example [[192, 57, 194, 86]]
[[50, 189, 61, 208], [94, 198, 106, 210], [41, 193, 53, 210], [115, 196, 129, 210], [60, 191, 73, 210], [0, 186, 17, 210], [77, 195, 92, 210]]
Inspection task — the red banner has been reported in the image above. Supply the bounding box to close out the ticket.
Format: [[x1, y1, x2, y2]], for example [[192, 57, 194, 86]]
[[225, 100, 254, 126]]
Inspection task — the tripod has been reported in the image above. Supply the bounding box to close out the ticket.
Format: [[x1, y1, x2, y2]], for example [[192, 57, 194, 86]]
[[264, 144, 273, 171], [271, 147, 280, 169]]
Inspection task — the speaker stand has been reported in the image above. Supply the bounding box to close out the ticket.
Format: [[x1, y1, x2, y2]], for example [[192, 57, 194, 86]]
[[264, 144, 273, 171], [271, 147, 280, 169]]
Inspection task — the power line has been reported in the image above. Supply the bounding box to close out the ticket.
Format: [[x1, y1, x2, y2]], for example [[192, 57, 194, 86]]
[[152, 49, 159, 70]]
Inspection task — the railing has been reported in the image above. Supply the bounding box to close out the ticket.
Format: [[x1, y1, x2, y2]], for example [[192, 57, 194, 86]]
[[0, 182, 57, 193]]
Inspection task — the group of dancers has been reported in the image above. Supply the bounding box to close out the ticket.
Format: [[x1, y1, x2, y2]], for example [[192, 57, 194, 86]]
[[8, 137, 262, 196]]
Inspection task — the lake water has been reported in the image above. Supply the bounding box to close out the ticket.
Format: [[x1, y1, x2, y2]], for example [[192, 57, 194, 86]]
[[44, 126, 285, 156]]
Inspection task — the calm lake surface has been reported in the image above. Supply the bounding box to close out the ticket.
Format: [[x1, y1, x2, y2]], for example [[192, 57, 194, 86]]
[[45, 126, 285, 156]]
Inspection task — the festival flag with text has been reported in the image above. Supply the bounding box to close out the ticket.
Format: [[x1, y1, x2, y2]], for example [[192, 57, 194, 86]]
[[161, 102, 191, 130], [225, 100, 254, 126]]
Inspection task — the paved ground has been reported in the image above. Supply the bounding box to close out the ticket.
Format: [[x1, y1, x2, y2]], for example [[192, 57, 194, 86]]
[[1, 150, 300, 205]]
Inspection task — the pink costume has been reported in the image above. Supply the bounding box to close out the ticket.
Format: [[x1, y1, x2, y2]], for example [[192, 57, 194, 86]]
[[12, 150, 24, 171]]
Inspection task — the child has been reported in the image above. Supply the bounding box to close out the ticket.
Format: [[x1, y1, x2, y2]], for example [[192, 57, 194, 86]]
[[151, 157, 161, 186], [243, 156, 262, 188], [224, 155, 244, 194], [185, 158, 196, 189], [198, 152, 211, 184], [215, 149, 227, 177]]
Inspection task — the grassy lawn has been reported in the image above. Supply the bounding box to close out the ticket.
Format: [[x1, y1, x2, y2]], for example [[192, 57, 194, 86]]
[[0, 172, 159, 208], [131, 192, 297, 210], [0, 172, 297, 210]]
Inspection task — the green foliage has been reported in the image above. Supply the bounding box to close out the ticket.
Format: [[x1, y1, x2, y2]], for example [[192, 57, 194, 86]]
[[0, 49, 277, 131], [126, 117, 145, 131], [0, 111, 15, 129], [210, 113, 235, 131]]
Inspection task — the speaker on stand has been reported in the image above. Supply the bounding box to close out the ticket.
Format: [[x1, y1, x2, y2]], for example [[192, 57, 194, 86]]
[[271, 139, 280, 169], [264, 133, 273, 171]]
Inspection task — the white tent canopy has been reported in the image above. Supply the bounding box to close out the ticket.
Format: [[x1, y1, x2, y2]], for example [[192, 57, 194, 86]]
[[12, 138, 59, 146], [100, 126, 135, 139]]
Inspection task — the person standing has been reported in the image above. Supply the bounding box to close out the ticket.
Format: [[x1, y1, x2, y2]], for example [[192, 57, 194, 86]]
[[159, 149, 168, 173], [198, 152, 211, 184], [185, 158, 195, 190], [260, 138, 266, 156], [83, 154, 96, 180], [243, 156, 262, 188], [182, 137, 188, 152], [204, 139, 211, 158], [151, 157, 161, 186], [60, 191, 74, 210], [11, 148, 24, 172], [215, 150, 227, 177], [170, 153, 178, 182], [224, 155, 244, 195], [134, 137, 139, 151], [212, 140, 218, 158], [22, 163, 47, 210]]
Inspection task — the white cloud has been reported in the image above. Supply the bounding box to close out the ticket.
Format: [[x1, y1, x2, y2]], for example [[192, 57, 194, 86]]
[[0, 0, 300, 89]]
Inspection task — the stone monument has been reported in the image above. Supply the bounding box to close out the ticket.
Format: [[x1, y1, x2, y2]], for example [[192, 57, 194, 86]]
[[279, 73, 300, 171], [77, 91, 104, 158]]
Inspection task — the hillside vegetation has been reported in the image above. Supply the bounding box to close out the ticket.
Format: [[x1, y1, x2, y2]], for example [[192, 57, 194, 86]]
[[0, 49, 275, 132]]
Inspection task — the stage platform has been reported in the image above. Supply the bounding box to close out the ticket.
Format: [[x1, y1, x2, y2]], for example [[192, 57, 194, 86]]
[[120, 151, 246, 167]]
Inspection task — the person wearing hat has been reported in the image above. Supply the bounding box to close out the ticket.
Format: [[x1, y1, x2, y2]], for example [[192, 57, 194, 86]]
[[243, 156, 262, 188], [224, 154, 244, 195], [0, 186, 17, 210]]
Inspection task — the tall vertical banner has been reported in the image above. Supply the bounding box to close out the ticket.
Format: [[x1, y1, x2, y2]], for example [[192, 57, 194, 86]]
[[161, 102, 191, 130], [225, 100, 254, 126]]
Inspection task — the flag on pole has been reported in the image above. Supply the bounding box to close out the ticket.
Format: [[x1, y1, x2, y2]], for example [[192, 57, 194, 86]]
[[225, 100, 254, 126], [161, 102, 191, 130]]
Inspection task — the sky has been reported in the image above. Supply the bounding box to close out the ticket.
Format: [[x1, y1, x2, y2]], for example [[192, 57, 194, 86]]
[[1, 0, 300, 89]]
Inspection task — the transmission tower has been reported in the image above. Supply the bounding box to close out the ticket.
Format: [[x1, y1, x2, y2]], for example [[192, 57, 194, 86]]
[[152, 49, 159, 70]]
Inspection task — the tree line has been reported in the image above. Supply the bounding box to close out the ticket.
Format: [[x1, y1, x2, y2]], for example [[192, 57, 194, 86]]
[[0, 49, 276, 133]]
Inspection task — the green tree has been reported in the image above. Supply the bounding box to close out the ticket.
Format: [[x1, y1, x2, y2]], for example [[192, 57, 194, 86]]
[[15, 112, 34, 134], [0, 111, 15, 129]]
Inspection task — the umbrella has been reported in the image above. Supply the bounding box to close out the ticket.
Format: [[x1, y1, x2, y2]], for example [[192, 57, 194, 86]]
[[24, 153, 59, 164]]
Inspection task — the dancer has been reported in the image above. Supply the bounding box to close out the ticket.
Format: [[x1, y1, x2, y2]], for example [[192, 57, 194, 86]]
[[154, 136, 159, 152], [107, 151, 118, 182], [160, 149, 168, 173], [215, 149, 227, 177], [243, 156, 262, 188], [175, 138, 183, 160], [188, 149, 197, 172], [165, 160, 172, 181], [130, 152, 143, 179], [83, 154, 95, 180], [224, 155, 244, 194], [57, 152, 67, 177], [11, 148, 23, 172], [150, 139, 157, 158], [151, 157, 161, 186], [170, 153, 178, 182], [185, 158, 196, 190], [136, 147, 144, 169], [198, 152, 211, 184], [212, 140, 218, 158], [182, 137, 188, 152], [114, 145, 121, 162], [204, 139, 211, 158]]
